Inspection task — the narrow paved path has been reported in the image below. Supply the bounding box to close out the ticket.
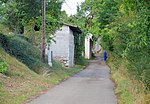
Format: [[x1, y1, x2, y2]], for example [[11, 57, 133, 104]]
[[27, 61, 117, 104]]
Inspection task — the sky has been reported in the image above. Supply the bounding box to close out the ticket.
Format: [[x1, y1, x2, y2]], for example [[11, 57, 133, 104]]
[[61, 0, 85, 16]]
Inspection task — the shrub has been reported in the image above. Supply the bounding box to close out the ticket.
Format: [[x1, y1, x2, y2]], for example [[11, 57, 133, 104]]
[[1, 34, 48, 73], [17, 35, 32, 43], [125, 47, 150, 88], [0, 58, 8, 73], [75, 56, 88, 66], [0, 33, 8, 48]]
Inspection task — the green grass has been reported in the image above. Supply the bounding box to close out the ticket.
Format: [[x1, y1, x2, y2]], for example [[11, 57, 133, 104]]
[[113, 70, 134, 104], [0, 48, 84, 104], [46, 61, 83, 85]]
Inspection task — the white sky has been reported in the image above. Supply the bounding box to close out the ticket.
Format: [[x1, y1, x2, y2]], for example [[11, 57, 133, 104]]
[[61, 0, 85, 16]]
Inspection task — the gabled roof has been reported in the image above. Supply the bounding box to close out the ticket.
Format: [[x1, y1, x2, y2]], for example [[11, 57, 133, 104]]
[[63, 23, 82, 34]]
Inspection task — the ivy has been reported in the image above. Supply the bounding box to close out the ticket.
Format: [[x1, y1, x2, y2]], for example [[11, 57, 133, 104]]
[[74, 32, 85, 65]]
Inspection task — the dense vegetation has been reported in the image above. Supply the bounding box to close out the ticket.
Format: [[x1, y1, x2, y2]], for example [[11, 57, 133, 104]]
[[71, 0, 150, 103], [74, 32, 87, 65], [76, 0, 150, 87], [0, 35, 8, 73], [0, 0, 63, 45]]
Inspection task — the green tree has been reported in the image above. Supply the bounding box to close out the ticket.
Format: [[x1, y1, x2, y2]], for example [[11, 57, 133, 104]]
[[76, 0, 150, 88], [0, 0, 64, 63]]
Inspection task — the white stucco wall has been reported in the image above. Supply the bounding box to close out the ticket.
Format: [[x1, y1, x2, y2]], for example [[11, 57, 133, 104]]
[[49, 25, 74, 67], [68, 28, 74, 67], [85, 33, 93, 59]]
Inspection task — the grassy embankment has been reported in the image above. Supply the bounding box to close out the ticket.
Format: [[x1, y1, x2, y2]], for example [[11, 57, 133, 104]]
[[0, 34, 84, 104], [108, 57, 150, 104]]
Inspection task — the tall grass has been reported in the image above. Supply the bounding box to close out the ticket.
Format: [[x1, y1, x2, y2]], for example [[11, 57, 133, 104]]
[[108, 58, 150, 104]]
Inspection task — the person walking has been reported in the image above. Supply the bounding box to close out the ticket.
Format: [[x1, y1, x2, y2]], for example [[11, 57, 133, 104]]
[[103, 50, 107, 61]]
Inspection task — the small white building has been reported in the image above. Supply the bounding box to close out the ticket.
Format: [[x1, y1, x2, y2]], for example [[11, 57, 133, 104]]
[[85, 34, 102, 59], [48, 24, 82, 67]]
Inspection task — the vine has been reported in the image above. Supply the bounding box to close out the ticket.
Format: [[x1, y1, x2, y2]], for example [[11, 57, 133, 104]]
[[73, 31, 86, 65]]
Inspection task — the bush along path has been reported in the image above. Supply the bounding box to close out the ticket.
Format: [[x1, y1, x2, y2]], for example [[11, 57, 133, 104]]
[[27, 61, 117, 104]]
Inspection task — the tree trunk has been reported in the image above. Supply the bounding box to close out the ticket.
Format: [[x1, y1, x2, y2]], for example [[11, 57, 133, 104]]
[[42, 0, 46, 62]]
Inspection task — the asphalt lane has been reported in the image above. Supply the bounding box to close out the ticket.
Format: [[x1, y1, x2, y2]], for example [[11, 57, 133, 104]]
[[27, 61, 117, 104]]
